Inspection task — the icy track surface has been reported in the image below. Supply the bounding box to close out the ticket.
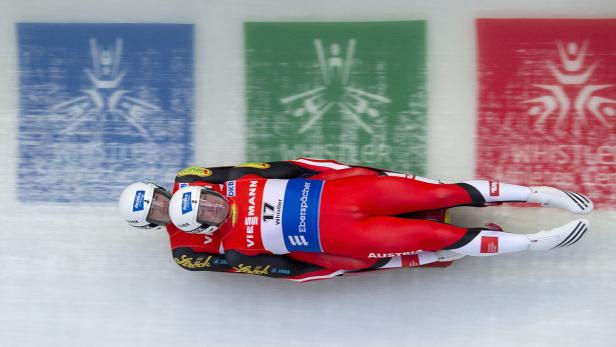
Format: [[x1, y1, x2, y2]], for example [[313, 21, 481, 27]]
[[1, 206, 615, 347]]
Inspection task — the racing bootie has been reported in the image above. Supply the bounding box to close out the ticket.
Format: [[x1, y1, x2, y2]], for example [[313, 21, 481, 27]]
[[434, 250, 466, 262], [527, 219, 589, 251], [527, 187, 593, 214]]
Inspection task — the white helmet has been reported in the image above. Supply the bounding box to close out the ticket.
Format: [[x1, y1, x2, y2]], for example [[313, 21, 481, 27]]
[[169, 185, 230, 234], [118, 182, 172, 229]]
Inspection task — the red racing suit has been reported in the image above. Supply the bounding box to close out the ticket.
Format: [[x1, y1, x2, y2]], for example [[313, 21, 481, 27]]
[[218, 161, 490, 261], [166, 158, 452, 282]]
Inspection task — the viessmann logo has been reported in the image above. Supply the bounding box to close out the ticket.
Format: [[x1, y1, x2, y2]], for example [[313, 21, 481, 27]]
[[245, 180, 259, 248]]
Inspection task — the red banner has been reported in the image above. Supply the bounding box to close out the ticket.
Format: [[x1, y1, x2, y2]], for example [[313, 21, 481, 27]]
[[477, 19, 616, 208]]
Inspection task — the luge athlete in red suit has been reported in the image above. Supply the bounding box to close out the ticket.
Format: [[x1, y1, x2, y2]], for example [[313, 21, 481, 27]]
[[169, 158, 592, 271], [119, 159, 457, 282]]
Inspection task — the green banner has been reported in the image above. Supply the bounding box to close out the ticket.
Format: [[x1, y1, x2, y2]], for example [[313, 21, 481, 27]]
[[245, 21, 427, 173]]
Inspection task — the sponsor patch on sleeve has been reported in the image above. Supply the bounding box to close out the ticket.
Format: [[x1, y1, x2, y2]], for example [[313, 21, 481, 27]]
[[237, 162, 271, 169], [226, 180, 236, 197], [177, 167, 212, 177]]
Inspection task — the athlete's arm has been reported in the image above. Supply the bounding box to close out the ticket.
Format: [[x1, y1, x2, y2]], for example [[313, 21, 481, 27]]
[[172, 161, 323, 189], [290, 157, 389, 175], [287, 252, 385, 271], [224, 250, 337, 279], [307, 167, 380, 180], [173, 158, 400, 187], [289, 157, 451, 183], [171, 247, 233, 272]]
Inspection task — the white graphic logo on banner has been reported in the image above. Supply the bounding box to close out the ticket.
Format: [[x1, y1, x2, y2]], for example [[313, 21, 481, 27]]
[[279, 39, 391, 134], [49, 38, 160, 137], [522, 40, 616, 136]]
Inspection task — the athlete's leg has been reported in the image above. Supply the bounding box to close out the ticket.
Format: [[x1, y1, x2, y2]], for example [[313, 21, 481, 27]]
[[323, 175, 593, 215], [401, 176, 593, 215], [322, 175, 532, 216], [320, 217, 473, 258], [321, 216, 590, 259], [461, 181, 593, 214], [444, 218, 590, 255]]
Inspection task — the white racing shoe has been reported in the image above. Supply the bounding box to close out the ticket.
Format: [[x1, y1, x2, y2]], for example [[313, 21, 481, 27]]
[[527, 219, 589, 251], [434, 250, 466, 262], [527, 186, 593, 214]]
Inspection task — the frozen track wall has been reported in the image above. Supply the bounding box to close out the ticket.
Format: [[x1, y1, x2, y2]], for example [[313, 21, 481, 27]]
[[1, 1, 616, 346]]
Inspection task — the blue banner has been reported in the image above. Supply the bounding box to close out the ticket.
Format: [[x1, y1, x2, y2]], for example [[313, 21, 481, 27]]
[[17, 23, 194, 202], [281, 179, 324, 252]]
